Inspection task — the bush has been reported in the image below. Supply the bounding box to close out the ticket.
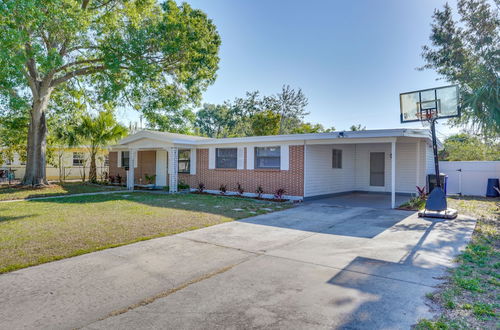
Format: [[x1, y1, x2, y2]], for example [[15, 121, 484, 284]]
[[116, 174, 122, 184], [274, 188, 286, 200], [144, 174, 156, 184], [197, 183, 205, 193], [178, 181, 190, 190], [219, 184, 227, 195], [237, 182, 244, 195], [256, 185, 264, 199]]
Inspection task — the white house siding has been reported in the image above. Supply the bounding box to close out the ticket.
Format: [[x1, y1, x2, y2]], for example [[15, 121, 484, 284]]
[[304, 144, 356, 197], [305, 140, 427, 197], [425, 142, 435, 175]]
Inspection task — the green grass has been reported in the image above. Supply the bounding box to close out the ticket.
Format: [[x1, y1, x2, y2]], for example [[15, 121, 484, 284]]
[[417, 196, 499, 329], [0, 182, 123, 201], [0, 192, 290, 273]]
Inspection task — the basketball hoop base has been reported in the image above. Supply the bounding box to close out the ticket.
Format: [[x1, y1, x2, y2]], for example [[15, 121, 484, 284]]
[[418, 208, 458, 220]]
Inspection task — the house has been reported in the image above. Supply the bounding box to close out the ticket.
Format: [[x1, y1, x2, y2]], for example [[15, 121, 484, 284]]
[[108, 129, 439, 208], [1, 147, 109, 181]]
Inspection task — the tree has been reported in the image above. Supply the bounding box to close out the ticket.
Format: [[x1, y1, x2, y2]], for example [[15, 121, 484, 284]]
[[264, 85, 309, 134], [349, 124, 366, 131], [421, 0, 499, 137], [64, 110, 127, 183], [250, 110, 281, 136], [0, 0, 220, 185], [291, 122, 335, 134], [439, 133, 500, 161], [194, 103, 239, 138]]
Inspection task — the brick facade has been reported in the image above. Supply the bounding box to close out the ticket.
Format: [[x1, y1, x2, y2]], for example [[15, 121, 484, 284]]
[[109, 146, 305, 196], [179, 145, 304, 196]]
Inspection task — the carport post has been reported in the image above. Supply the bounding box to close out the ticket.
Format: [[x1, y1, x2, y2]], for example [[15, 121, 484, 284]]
[[127, 149, 136, 191], [391, 141, 396, 209]]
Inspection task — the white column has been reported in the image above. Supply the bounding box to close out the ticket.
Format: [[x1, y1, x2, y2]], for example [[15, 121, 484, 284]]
[[169, 147, 178, 193], [416, 141, 421, 187], [190, 148, 197, 175], [391, 141, 396, 209], [127, 149, 137, 190]]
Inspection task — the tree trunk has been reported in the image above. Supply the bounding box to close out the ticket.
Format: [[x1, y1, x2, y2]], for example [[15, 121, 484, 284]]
[[22, 88, 52, 186], [89, 150, 97, 183]]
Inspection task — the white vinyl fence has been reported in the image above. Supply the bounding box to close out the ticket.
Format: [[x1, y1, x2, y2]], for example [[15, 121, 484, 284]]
[[439, 161, 500, 196]]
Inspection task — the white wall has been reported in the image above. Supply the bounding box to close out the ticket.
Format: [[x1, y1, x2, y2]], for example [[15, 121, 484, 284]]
[[440, 161, 500, 196], [304, 139, 427, 197], [304, 144, 356, 197]]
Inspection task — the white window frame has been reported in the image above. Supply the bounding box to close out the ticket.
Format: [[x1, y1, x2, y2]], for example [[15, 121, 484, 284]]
[[255, 146, 281, 169]]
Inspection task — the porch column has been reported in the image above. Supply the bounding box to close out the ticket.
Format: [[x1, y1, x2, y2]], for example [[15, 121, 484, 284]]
[[127, 149, 137, 190], [391, 141, 396, 209], [168, 147, 178, 193], [416, 141, 421, 187]]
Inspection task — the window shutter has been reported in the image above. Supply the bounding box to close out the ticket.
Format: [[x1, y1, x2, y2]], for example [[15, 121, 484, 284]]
[[208, 147, 215, 169], [237, 147, 245, 169], [246, 146, 254, 170], [117, 151, 122, 168], [280, 145, 289, 170], [190, 149, 196, 175]]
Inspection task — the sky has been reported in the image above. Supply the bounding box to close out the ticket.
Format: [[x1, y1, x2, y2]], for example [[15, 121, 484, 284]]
[[123, 0, 460, 139]]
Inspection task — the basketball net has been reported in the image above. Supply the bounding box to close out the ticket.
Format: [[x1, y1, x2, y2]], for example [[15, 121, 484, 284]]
[[416, 109, 437, 127]]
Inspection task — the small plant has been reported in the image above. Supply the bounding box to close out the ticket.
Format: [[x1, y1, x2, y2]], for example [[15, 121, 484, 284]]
[[116, 174, 122, 184], [416, 185, 427, 199], [178, 181, 190, 190], [108, 175, 115, 184], [197, 182, 205, 193], [256, 185, 264, 199], [219, 184, 227, 195], [236, 182, 244, 195], [274, 188, 286, 200], [144, 173, 156, 185]]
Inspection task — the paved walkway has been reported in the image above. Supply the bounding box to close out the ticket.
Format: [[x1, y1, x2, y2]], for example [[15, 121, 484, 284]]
[[0, 204, 476, 329]]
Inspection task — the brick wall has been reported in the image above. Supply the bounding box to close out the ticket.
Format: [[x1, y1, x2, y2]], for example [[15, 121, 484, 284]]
[[179, 145, 304, 196], [108, 151, 157, 184]]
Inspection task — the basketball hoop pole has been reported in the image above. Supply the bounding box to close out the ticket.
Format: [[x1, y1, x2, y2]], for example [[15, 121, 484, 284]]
[[430, 118, 441, 189]]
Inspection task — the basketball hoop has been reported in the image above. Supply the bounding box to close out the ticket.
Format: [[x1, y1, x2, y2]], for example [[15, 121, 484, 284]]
[[399, 85, 460, 219]]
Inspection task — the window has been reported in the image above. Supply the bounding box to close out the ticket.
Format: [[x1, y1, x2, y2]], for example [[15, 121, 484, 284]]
[[178, 150, 190, 173], [216, 148, 237, 169], [73, 152, 85, 166], [255, 146, 281, 169], [332, 149, 342, 168], [104, 155, 109, 167], [121, 151, 130, 168]]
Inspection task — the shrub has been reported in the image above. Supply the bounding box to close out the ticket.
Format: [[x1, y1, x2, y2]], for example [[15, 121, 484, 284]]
[[144, 174, 156, 184], [256, 185, 264, 199], [237, 182, 244, 195], [109, 175, 115, 184], [416, 185, 427, 198], [178, 181, 190, 190], [274, 188, 286, 200], [219, 184, 227, 195], [116, 174, 122, 184], [197, 183, 205, 193]]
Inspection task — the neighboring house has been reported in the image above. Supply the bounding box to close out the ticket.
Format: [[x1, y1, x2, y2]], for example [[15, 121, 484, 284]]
[[109, 129, 439, 208], [1, 147, 109, 181]]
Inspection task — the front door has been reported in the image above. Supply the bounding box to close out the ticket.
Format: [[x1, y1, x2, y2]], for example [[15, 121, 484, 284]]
[[370, 152, 385, 186]]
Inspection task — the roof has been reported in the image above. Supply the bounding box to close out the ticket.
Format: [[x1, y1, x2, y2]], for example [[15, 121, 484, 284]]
[[114, 128, 438, 147]]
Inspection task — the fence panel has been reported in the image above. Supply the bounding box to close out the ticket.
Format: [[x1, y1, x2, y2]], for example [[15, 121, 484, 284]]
[[439, 161, 500, 196]]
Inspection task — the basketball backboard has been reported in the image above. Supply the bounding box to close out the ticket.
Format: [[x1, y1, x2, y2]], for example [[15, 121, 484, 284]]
[[400, 85, 459, 123]]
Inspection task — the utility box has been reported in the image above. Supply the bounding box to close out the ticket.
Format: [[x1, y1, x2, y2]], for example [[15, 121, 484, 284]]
[[427, 173, 448, 195]]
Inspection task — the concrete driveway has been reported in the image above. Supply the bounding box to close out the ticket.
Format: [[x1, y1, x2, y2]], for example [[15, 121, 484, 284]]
[[0, 202, 476, 329]]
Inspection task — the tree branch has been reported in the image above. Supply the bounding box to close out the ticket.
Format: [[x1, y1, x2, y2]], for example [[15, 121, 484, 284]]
[[50, 65, 106, 87], [54, 58, 104, 73]]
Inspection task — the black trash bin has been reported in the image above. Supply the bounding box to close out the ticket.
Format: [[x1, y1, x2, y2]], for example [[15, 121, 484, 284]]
[[486, 178, 499, 197], [427, 173, 448, 194]]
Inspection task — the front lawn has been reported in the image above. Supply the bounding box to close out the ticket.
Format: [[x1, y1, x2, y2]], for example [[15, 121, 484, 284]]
[[0, 182, 123, 201], [416, 196, 499, 329], [0, 192, 290, 273]]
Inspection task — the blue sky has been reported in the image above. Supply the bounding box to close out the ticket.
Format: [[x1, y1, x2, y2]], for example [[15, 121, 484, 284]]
[[124, 0, 458, 138]]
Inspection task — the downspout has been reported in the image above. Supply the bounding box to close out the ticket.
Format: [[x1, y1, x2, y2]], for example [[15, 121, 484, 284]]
[[303, 140, 306, 200]]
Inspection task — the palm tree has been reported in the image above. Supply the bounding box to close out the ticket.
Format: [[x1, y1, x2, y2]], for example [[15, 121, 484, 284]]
[[68, 111, 127, 183]]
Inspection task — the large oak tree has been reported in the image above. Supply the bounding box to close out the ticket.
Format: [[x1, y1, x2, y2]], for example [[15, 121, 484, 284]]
[[0, 0, 220, 185]]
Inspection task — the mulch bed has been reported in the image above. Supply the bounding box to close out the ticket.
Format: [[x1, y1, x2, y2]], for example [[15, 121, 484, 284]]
[[191, 191, 289, 203]]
